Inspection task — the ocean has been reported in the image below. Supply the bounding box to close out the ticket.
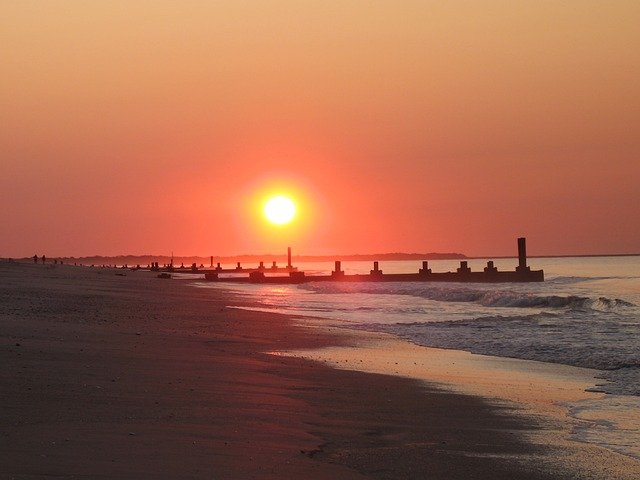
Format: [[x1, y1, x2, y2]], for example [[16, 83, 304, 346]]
[[191, 255, 640, 459]]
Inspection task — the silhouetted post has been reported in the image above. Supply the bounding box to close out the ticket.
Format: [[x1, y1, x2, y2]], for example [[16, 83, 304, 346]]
[[210, 256, 213, 268], [419, 261, 431, 275], [516, 237, 530, 272], [484, 261, 498, 273], [332, 260, 344, 277], [457, 261, 471, 273], [518, 237, 527, 268], [370, 261, 382, 275], [287, 247, 292, 268]]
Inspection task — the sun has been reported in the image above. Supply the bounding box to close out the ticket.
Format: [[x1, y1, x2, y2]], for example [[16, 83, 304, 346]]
[[264, 195, 296, 225]]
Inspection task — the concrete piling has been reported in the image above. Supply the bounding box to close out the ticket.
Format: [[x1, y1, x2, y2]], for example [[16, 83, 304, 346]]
[[370, 261, 383, 275], [517, 237, 530, 272], [457, 261, 471, 274], [484, 261, 498, 273], [332, 261, 344, 277], [419, 261, 431, 275]]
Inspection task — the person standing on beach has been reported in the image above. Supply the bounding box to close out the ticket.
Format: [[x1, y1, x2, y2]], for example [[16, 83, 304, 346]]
[[33, 255, 38, 263], [42, 255, 46, 264]]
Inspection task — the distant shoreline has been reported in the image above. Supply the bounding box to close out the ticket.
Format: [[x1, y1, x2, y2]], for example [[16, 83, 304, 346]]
[[7, 251, 639, 265], [11, 252, 468, 266]]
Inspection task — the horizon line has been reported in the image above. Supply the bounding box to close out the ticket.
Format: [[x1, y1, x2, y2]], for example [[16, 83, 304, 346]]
[[5, 251, 640, 261]]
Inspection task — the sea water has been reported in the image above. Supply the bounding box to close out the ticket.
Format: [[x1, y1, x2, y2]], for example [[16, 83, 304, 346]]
[[192, 256, 640, 459]]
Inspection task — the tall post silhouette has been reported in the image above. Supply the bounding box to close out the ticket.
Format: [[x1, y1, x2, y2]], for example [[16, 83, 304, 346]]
[[518, 237, 527, 269]]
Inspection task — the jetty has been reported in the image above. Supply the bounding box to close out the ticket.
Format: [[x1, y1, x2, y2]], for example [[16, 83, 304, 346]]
[[150, 247, 298, 274], [199, 238, 544, 284]]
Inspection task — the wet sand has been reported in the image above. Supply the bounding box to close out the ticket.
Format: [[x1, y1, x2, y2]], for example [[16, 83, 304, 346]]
[[279, 323, 640, 478], [1, 261, 635, 479]]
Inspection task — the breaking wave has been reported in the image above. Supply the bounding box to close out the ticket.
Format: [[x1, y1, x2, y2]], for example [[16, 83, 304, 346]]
[[302, 282, 635, 312]]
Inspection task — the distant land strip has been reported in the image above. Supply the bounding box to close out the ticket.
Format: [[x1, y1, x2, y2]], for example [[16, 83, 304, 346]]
[[15, 252, 467, 266], [9, 252, 640, 266]]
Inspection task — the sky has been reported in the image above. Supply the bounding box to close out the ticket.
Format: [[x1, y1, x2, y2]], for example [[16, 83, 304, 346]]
[[2, 1, 639, 258]]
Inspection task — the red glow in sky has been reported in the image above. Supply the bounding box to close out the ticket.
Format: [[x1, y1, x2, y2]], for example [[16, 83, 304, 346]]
[[2, 2, 639, 257]]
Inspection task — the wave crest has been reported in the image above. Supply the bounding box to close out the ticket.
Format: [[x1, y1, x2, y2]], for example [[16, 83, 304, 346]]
[[303, 282, 635, 311]]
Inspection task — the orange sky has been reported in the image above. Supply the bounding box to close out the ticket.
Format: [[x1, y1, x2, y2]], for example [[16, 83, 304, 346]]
[[2, 1, 639, 257]]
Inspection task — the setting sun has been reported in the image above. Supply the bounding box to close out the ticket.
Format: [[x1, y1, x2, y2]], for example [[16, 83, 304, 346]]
[[264, 195, 296, 225]]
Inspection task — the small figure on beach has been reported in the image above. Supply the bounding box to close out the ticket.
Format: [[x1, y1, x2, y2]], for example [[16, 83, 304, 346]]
[[42, 255, 46, 264], [33, 254, 38, 264]]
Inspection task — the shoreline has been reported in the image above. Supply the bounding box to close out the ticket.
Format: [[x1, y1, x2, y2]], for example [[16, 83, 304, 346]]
[[2, 262, 638, 478], [269, 319, 603, 416], [273, 318, 640, 468]]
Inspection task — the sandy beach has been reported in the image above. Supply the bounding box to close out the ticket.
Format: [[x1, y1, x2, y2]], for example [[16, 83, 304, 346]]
[[1, 261, 638, 479]]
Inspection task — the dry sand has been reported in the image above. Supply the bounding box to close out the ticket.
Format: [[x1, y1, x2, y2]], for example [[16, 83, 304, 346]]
[[1, 261, 637, 479]]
